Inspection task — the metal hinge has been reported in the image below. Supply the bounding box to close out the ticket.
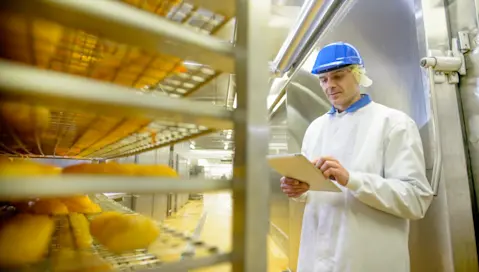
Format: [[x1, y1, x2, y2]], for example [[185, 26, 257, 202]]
[[417, 32, 471, 196], [458, 31, 471, 53], [420, 32, 470, 84]]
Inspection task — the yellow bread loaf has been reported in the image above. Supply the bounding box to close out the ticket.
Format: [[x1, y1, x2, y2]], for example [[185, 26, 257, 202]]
[[0, 160, 61, 176], [89, 211, 123, 238], [69, 213, 93, 250], [60, 195, 102, 214], [62, 163, 132, 176], [122, 164, 178, 177], [0, 101, 50, 133], [30, 198, 69, 215], [90, 211, 159, 253], [0, 214, 55, 267]]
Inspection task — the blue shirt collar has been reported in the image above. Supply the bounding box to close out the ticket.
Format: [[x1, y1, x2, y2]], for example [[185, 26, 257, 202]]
[[328, 94, 372, 114]]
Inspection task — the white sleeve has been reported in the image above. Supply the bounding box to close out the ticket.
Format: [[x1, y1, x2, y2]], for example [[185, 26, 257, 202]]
[[345, 119, 434, 220], [291, 191, 308, 202]]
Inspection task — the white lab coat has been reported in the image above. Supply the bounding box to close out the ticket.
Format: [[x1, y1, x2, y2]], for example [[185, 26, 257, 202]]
[[294, 101, 433, 272]]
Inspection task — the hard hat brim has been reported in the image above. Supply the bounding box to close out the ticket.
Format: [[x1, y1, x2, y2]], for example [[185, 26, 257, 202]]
[[311, 63, 351, 75]]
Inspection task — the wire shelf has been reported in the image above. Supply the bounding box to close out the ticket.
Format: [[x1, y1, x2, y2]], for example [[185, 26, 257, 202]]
[[119, 0, 230, 97], [0, 1, 231, 159], [0, 8, 221, 97], [0, 194, 227, 272], [121, 0, 229, 35], [84, 121, 213, 159], [0, 102, 215, 159], [86, 194, 224, 271]]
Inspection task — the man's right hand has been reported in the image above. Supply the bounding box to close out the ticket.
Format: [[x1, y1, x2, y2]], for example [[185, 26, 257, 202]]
[[280, 177, 310, 198]]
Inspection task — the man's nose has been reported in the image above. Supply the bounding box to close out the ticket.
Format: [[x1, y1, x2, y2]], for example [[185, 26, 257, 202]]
[[325, 83, 337, 93]]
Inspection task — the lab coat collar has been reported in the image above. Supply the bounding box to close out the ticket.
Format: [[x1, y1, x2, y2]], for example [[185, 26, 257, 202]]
[[328, 93, 372, 114]]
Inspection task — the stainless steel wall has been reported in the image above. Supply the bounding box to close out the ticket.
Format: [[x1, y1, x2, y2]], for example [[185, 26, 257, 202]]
[[280, 0, 478, 271], [446, 0, 479, 239], [130, 148, 170, 221], [408, 0, 478, 270], [116, 145, 191, 222]]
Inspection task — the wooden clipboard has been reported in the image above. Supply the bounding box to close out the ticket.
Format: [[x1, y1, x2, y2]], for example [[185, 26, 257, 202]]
[[267, 153, 341, 192]]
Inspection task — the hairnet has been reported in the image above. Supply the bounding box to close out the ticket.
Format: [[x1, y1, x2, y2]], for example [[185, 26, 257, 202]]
[[350, 65, 373, 87]]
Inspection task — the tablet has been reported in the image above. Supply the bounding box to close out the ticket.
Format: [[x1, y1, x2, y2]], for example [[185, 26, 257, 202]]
[[267, 153, 341, 192]]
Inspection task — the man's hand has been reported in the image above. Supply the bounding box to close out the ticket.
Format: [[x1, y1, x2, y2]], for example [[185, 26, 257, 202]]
[[313, 156, 350, 186], [280, 177, 310, 198]]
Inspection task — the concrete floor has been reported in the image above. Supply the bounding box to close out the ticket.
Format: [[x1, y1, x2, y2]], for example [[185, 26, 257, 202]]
[[161, 192, 289, 272]]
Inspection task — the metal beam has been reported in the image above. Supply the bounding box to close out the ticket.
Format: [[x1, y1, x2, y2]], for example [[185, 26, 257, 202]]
[[232, 0, 271, 270], [0, 176, 232, 198]]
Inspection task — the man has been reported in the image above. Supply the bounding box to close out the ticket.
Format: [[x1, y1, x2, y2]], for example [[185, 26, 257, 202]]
[[280, 42, 434, 272]]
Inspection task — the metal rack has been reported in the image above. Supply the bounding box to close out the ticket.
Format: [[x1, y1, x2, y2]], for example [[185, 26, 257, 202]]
[[0, 0, 236, 157], [0, 0, 270, 271]]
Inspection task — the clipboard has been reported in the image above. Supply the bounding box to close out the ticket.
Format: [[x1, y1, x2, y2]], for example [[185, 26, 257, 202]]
[[267, 153, 341, 192]]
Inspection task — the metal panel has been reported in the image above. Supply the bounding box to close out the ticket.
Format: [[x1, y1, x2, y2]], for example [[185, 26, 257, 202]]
[[153, 193, 168, 222], [445, 0, 479, 262], [133, 193, 154, 217], [409, 0, 479, 271]]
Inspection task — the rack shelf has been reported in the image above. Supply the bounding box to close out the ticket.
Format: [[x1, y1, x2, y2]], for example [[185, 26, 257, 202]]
[[84, 124, 214, 159], [0, 0, 234, 158], [0, 8, 222, 98], [0, 105, 214, 158], [0, 194, 230, 272], [2, 0, 234, 73], [122, 0, 233, 35], [90, 194, 230, 272], [0, 60, 232, 158], [0, 61, 232, 125]]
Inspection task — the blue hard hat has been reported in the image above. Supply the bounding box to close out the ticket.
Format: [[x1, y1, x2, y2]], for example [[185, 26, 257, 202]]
[[311, 42, 364, 74]]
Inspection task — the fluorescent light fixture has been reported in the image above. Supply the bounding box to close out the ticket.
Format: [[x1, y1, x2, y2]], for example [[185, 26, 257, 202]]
[[183, 61, 203, 66], [198, 159, 209, 166]]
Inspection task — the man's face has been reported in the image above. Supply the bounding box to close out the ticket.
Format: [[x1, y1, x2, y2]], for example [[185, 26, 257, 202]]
[[318, 67, 360, 110]]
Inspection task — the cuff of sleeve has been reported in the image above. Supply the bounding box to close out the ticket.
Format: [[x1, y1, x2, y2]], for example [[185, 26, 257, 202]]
[[291, 191, 308, 202], [345, 172, 363, 191]]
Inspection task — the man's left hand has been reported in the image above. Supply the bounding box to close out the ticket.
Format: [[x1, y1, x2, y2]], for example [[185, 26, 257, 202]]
[[313, 156, 350, 186]]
